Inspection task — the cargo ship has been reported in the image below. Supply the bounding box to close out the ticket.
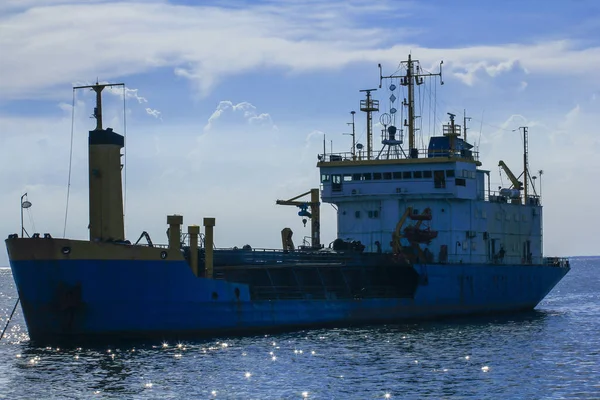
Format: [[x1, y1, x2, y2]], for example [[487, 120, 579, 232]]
[[5, 55, 570, 343]]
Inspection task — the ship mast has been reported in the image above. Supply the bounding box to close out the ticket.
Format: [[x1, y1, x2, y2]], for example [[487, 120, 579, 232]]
[[344, 110, 357, 159], [379, 56, 443, 158], [359, 89, 379, 160], [74, 82, 124, 130], [463, 109, 471, 143], [520, 126, 529, 204], [407, 56, 415, 154]]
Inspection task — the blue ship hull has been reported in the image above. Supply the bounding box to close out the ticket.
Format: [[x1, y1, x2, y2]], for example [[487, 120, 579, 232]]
[[8, 256, 569, 343]]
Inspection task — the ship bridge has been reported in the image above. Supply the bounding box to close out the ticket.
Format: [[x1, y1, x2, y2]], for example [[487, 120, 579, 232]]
[[318, 132, 482, 203]]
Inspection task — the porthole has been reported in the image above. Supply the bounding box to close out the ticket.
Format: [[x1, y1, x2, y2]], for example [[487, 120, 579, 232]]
[[61, 246, 71, 255], [160, 251, 168, 259]]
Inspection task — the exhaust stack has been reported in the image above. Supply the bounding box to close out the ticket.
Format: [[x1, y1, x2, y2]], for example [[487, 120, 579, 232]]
[[188, 225, 200, 276], [74, 82, 126, 242]]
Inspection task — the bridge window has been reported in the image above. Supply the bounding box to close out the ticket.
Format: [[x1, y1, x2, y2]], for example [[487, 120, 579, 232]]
[[362, 173, 372, 180], [321, 174, 330, 182], [403, 171, 412, 179], [446, 170, 455, 178], [456, 178, 466, 186], [423, 170, 432, 178], [393, 172, 402, 179], [343, 174, 352, 182], [332, 174, 342, 192], [373, 172, 382, 180], [352, 173, 361, 181], [434, 170, 446, 188], [413, 171, 423, 179], [383, 172, 392, 179]]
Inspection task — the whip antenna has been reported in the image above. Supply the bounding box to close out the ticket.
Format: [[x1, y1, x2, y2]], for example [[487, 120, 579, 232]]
[[63, 88, 76, 238]]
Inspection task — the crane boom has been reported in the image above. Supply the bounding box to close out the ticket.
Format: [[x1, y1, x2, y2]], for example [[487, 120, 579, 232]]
[[276, 188, 321, 249], [498, 160, 523, 190]]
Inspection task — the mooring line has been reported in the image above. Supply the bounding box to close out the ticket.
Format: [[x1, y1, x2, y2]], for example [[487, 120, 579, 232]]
[[0, 297, 20, 342]]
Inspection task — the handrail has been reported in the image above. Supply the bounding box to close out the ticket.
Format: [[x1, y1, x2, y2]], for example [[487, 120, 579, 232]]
[[319, 148, 479, 163], [132, 242, 568, 268], [543, 257, 570, 268]]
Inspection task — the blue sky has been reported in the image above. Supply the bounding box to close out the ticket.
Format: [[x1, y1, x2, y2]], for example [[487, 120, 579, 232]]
[[1, 0, 599, 265]]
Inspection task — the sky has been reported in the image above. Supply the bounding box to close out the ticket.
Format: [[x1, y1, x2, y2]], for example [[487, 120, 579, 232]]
[[0, 0, 599, 265]]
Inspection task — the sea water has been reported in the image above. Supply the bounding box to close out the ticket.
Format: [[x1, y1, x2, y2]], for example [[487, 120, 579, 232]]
[[0, 257, 598, 399]]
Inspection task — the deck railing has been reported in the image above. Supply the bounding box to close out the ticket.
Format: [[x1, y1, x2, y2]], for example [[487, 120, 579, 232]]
[[131, 242, 568, 268], [318, 148, 479, 163], [486, 190, 541, 206]]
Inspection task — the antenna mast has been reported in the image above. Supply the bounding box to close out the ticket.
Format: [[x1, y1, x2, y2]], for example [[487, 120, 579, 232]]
[[520, 126, 529, 204], [74, 82, 125, 130], [463, 109, 471, 143], [344, 111, 357, 159], [379, 56, 443, 158], [359, 89, 379, 160]]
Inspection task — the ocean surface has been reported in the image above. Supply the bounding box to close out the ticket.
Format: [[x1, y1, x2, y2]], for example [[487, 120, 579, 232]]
[[0, 258, 598, 400]]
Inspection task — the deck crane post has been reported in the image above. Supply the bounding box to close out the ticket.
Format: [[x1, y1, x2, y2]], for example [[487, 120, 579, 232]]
[[276, 188, 321, 249]]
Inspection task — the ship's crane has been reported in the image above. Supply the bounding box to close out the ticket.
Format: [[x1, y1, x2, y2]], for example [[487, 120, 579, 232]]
[[391, 207, 437, 263], [392, 207, 413, 255], [498, 160, 523, 190], [276, 188, 321, 249]]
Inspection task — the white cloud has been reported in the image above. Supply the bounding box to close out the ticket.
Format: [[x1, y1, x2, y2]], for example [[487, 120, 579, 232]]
[[306, 130, 326, 145], [1, 3, 600, 100], [518, 81, 528, 91], [452, 59, 524, 86], [204, 101, 276, 132], [145, 108, 161, 119], [122, 88, 148, 104]]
